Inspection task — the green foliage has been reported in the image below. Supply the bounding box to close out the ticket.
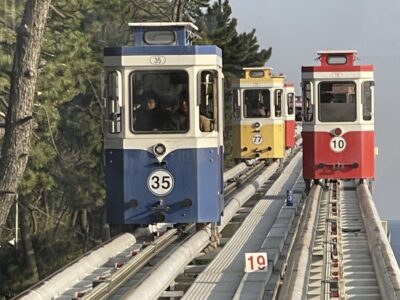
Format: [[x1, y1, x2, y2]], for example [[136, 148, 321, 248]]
[[0, 227, 92, 298], [0, 246, 27, 299], [56, 95, 105, 209], [0, 0, 24, 102], [31, 229, 86, 276], [194, 0, 271, 167]]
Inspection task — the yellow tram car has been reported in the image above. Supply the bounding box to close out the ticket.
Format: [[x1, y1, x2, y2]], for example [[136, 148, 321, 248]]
[[232, 67, 285, 162]]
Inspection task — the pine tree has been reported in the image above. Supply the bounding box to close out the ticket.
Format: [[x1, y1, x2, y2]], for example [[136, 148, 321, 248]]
[[0, 1, 25, 132], [194, 0, 271, 167], [0, 0, 52, 239]]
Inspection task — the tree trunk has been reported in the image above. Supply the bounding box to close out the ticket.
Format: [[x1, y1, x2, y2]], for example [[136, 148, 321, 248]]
[[41, 191, 50, 230], [101, 206, 110, 242], [30, 208, 38, 234], [173, 0, 187, 21], [0, 0, 52, 240], [19, 198, 39, 281], [80, 208, 89, 252], [70, 209, 78, 228]]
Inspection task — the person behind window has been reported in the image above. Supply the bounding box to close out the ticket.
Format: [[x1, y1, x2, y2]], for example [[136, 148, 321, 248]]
[[256, 103, 266, 117], [134, 95, 163, 131], [200, 115, 212, 131], [175, 97, 189, 130], [246, 97, 261, 117], [199, 104, 213, 132]]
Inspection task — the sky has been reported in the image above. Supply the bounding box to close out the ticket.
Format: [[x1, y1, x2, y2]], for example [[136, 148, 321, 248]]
[[229, 0, 400, 220]]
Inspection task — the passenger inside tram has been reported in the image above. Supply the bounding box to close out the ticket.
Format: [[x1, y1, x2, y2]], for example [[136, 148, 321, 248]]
[[133, 95, 164, 131], [244, 90, 270, 118], [131, 71, 189, 132], [172, 92, 189, 130]]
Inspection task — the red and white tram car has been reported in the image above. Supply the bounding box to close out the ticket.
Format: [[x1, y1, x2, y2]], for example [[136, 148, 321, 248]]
[[284, 82, 296, 148], [301, 50, 375, 181]]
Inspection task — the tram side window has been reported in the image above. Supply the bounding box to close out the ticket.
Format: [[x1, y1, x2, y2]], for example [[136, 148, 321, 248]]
[[244, 89, 270, 118], [199, 70, 218, 132], [275, 89, 283, 117], [130, 70, 189, 133], [362, 81, 374, 121], [105, 71, 121, 134], [287, 93, 294, 115], [232, 89, 240, 118], [319, 81, 356, 122], [302, 81, 313, 122]]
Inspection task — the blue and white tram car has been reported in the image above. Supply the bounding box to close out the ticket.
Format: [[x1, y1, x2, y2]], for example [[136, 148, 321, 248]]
[[103, 22, 224, 224]]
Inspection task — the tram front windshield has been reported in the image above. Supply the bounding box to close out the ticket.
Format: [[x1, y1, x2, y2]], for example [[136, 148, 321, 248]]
[[244, 89, 271, 118], [318, 81, 356, 122], [131, 70, 189, 133]]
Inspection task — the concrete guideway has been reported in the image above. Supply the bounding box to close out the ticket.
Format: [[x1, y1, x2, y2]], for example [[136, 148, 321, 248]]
[[357, 183, 400, 300], [183, 152, 304, 299], [280, 180, 400, 300]]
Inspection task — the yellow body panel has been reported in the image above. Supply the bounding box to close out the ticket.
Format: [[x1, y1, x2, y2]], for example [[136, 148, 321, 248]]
[[232, 122, 285, 160]]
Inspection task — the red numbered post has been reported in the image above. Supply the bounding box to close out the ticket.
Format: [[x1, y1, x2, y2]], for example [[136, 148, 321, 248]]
[[244, 252, 268, 273]]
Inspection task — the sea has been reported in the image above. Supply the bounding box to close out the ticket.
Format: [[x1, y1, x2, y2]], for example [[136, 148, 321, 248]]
[[389, 220, 400, 265]]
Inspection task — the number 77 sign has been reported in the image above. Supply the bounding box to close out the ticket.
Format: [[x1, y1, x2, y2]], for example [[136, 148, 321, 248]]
[[244, 252, 268, 273]]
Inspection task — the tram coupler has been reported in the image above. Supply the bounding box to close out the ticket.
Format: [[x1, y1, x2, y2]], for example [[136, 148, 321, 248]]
[[316, 162, 359, 170], [254, 147, 272, 154], [151, 199, 172, 212]]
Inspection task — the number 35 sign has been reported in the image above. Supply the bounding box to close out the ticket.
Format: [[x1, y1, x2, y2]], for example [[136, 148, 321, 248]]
[[244, 252, 268, 272]]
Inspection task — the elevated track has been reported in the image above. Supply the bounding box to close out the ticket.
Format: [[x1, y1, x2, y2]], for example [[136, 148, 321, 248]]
[[14, 148, 400, 300]]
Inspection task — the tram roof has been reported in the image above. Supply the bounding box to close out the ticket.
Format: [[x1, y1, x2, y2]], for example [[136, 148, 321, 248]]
[[302, 49, 373, 73], [243, 67, 273, 71], [317, 50, 358, 55], [128, 22, 198, 31]]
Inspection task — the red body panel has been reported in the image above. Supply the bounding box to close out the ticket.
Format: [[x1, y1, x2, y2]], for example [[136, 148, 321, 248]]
[[285, 120, 296, 148], [302, 131, 374, 180], [302, 65, 373, 73]]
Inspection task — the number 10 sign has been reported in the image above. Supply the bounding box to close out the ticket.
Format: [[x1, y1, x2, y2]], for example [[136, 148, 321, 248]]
[[244, 252, 268, 272]]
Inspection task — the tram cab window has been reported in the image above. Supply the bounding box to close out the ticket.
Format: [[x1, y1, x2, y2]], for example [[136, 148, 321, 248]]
[[287, 93, 294, 115], [105, 71, 122, 134], [275, 89, 283, 117], [319, 82, 356, 122], [362, 81, 374, 121], [130, 70, 189, 133], [232, 89, 240, 118], [243, 89, 270, 118], [302, 81, 313, 122], [199, 70, 218, 132]]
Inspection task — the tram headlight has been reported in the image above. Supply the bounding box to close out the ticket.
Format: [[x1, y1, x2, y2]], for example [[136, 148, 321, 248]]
[[254, 122, 261, 129], [153, 143, 166, 156], [333, 128, 342, 136]]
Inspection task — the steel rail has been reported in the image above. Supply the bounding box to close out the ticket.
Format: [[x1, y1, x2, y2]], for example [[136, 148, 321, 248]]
[[76, 161, 270, 299], [81, 228, 179, 300], [119, 161, 281, 299], [15, 233, 137, 300]]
